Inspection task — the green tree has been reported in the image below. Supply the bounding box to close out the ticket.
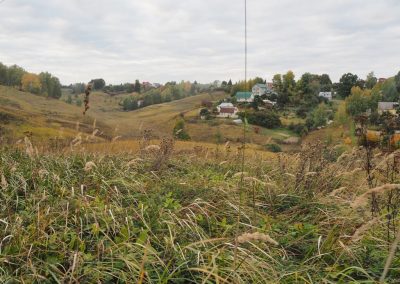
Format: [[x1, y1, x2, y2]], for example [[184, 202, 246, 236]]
[[345, 86, 371, 116], [66, 95, 73, 104], [39, 72, 62, 99], [134, 79, 141, 93], [272, 74, 283, 93], [282, 70, 295, 93], [337, 73, 358, 98], [320, 74, 332, 91], [71, 83, 85, 94], [239, 111, 281, 129], [381, 78, 399, 101], [90, 78, 106, 90], [0, 62, 7, 85], [365, 71, 377, 89], [122, 96, 138, 111], [7, 65, 26, 87], [309, 103, 328, 128], [394, 71, 400, 93], [173, 119, 190, 140]]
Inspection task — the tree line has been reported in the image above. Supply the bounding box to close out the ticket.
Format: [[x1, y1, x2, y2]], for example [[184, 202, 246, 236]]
[[121, 81, 199, 111], [0, 62, 62, 99], [344, 71, 400, 117]]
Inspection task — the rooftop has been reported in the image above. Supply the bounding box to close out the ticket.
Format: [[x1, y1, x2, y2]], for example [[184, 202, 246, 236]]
[[236, 91, 252, 99], [378, 102, 399, 110]]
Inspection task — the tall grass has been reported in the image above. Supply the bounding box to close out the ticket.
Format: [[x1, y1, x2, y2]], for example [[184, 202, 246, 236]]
[[0, 139, 400, 282]]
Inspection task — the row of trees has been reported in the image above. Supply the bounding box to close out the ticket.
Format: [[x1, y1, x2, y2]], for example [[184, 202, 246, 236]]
[[122, 82, 199, 111], [0, 62, 61, 98], [344, 71, 400, 117], [271, 71, 332, 107]]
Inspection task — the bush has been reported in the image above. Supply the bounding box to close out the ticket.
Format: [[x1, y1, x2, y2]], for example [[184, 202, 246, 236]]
[[173, 119, 191, 140], [265, 143, 282, 152], [239, 111, 281, 129], [76, 99, 82, 107], [288, 123, 308, 136], [295, 105, 310, 119]]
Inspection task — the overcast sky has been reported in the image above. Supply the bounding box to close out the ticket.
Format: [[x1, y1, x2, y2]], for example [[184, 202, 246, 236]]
[[0, 0, 399, 85]]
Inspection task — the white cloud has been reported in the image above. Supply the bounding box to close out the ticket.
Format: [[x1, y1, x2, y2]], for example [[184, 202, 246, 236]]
[[0, 0, 399, 84]]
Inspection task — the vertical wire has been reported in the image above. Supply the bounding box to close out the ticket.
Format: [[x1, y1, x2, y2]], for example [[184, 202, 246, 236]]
[[245, 0, 247, 90]]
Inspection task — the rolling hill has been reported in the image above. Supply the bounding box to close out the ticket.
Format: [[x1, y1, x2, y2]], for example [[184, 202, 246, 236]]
[[0, 86, 300, 150]]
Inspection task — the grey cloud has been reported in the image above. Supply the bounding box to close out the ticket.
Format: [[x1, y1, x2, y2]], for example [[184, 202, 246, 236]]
[[0, 0, 399, 84]]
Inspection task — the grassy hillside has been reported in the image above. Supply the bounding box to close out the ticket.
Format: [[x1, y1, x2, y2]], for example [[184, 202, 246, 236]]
[[0, 138, 399, 282], [0, 86, 301, 151]]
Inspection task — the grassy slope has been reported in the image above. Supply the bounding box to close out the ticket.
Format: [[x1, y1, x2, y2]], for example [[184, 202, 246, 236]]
[[0, 86, 300, 150]]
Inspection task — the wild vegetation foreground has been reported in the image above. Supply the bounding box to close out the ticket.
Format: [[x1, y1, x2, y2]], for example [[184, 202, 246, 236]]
[[1, 138, 400, 283]]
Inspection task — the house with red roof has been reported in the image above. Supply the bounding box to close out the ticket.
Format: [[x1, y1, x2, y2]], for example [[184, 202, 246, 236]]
[[217, 102, 239, 118]]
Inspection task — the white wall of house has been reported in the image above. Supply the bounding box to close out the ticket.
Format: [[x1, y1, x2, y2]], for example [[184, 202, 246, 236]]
[[237, 96, 254, 103], [217, 112, 238, 118], [319, 92, 332, 100]]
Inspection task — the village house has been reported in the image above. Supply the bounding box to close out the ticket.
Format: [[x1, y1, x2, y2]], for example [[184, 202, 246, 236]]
[[252, 83, 269, 97], [236, 83, 277, 103], [217, 102, 239, 118], [262, 99, 277, 107], [252, 83, 276, 97], [378, 102, 399, 115], [319, 91, 333, 100], [142, 81, 153, 91]]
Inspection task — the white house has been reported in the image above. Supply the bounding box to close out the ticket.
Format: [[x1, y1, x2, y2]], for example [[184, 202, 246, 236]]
[[263, 99, 277, 107], [217, 103, 238, 118], [378, 102, 399, 115], [252, 84, 269, 97], [319, 92, 333, 100]]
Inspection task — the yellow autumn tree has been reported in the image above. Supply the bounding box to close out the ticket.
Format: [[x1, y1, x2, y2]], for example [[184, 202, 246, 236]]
[[21, 73, 41, 94]]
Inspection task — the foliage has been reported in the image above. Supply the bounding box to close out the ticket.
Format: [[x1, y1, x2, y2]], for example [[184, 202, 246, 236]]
[[66, 94, 73, 104], [5, 64, 26, 87], [338, 73, 359, 98], [173, 119, 191, 140], [308, 103, 329, 128], [134, 79, 141, 93], [381, 78, 399, 102], [230, 77, 264, 95], [365, 71, 378, 89], [70, 83, 86, 94], [21, 73, 42, 94], [39, 72, 62, 99], [0, 62, 61, 99], [345, 86, 378, 116], [122, 96, 138, 111], [288, 123, 308, 136], [89, 78, 106, 90], [199, 108, 211, 119], [395, 71, 400, 93], [75, 98, 82, 107], [239, 111, 281, 129], [265, 143, 282, 152]]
